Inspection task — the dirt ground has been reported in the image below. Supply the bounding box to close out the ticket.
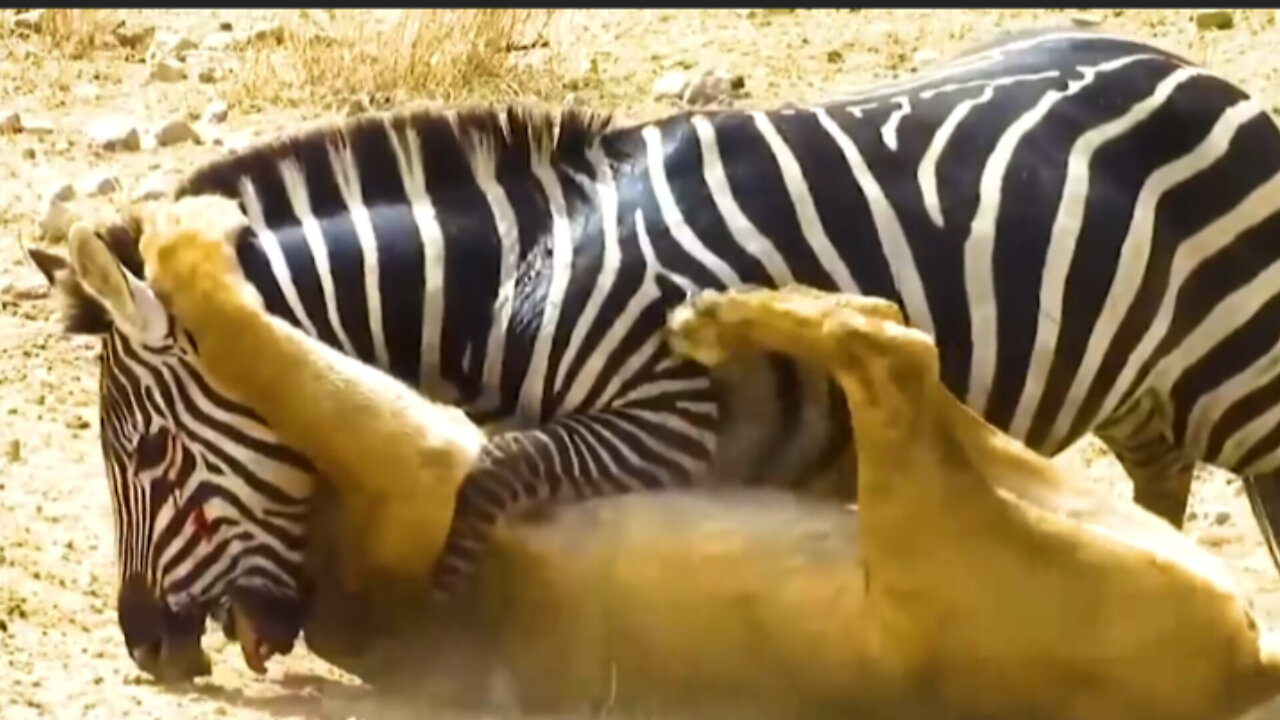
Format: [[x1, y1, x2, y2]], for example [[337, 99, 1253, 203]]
[[4, 8, 1280, 719]]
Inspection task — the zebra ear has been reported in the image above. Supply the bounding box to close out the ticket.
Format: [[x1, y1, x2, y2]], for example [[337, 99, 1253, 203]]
[[66, 222, 170, 343]]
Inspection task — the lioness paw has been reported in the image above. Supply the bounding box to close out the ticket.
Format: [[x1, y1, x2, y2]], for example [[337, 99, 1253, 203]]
[[666, 290, 735, 367]]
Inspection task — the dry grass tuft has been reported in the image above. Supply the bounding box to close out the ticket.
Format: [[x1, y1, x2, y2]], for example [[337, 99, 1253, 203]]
[[2, 8, 119, 59], [227, 9, 563, 112]]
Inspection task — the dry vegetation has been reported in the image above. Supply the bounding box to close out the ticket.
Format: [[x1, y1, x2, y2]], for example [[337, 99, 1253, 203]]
[[225, 9, 562, 111], [5, 7, 1280, 719]]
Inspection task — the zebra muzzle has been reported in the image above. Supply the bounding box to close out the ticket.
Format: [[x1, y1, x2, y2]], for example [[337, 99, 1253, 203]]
[[230, 600, 273, 675], [221, 587, 303, 675]]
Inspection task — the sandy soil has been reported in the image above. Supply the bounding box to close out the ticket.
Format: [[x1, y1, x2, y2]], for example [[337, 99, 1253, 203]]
[[3, 8, 1280, 719]]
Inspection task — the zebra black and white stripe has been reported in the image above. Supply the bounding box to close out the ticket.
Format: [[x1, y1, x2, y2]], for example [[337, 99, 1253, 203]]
[[32, 27, 1280, 669]]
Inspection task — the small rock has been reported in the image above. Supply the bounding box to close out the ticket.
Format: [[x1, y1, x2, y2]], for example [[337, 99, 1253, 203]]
[[1213, 509, 1232, 526], [248, 22, 285, 44], [344, 97, 370, 117], [153, 118, 200, 147], [19, 117, 54, 135], [47, 181, 76, 203], [200, 31, 236, 51], [86, 117, 142, 153], [0, 110, 19, 134], [1194, 9, 1234, 31], [4, 439, 19, 463], [112, 22, 156, 50], [150, 58, 187, 83], [200, 99, 229, 125], [651, 71, 690, 101], [75, 171, 122, 198], [682, 69, 746, 107], [1069, 12, 1103, 27], [218, 20, 233, 32], [72, 84, 100, 101], [67, 415, 91, 431], [147, 32, 198, 62], [38, 198, 78, 241], [745, 8, 796, 19], [825, 49, 844, 64], [912, 49, 940, 67], [11, 9, 44, 33], [21, 147, 35, 160], [196, 65, 221, 84], [130, 174, 172, 203]]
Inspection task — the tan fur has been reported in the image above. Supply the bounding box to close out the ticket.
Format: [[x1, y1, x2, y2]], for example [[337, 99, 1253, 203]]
[[667, 286, 1280, 720], [135, 193, 1280, 719]]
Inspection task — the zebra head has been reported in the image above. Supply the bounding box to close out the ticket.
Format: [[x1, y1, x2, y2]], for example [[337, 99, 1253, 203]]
[[27, 217, 314, 680]]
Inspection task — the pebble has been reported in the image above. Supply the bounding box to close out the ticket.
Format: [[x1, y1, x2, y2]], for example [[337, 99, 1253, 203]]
[[75, 172, 122, 198], [344, 97, 370, 117], [248, 22, 285, 44], [46, 181, 76, 203], [1069, 12, 1103, 27], [200, 31, 237, 52], [0, 110, 19, 134], [19, 117, 54, 136], [651, 71, 690, 101], [682, 69, 746, 107], [4, 439, 19, 463], [150, 58, 187, 83], [21, 147, 35, 160], [85, 117, 142, 153], [112, 22, 156, 50], [196, 66, 221, 84], [912, 49, 940, 67], [200, 99, 229, 125], [154, 118, 200, 147], [1213, 509, 1232, 526], [38, 198, 78, 241], [130, 174, 171, 203], [11, 9, 44, 33], [147, 32, 198, 62], [218, 20, 234, 32], [1195, 9, 1234, 31]]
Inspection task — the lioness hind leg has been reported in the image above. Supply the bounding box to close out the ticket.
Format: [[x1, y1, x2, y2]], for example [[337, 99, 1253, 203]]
[[666, 286, 938, 414]]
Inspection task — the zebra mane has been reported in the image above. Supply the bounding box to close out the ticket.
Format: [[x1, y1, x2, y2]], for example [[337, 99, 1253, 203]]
[[47, 102, 619, 336], [177, 101, 619, 201]]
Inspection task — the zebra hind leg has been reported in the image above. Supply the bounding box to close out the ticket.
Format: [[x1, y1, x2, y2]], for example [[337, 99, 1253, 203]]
[[426, 409, 713, 603]]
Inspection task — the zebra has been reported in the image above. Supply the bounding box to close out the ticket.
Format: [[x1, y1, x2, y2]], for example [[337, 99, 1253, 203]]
[[28, 27, 1280, 678]]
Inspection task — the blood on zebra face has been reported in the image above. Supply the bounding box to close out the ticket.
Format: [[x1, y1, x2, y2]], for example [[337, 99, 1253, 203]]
[[27, 225, 314, 680]]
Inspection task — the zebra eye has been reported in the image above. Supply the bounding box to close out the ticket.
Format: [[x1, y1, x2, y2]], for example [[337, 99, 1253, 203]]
[[134, 429, 172, 471]]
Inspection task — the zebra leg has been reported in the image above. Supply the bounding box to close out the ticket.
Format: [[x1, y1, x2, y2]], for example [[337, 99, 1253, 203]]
[[1095, 428, 1196, 529], [1242, 474, 1280, 575], [427, 409, 714, 602]]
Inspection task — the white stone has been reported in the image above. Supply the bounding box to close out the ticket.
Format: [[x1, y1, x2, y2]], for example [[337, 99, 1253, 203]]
[[75, 171, 122, 198], [200, 99, 229, 125], [652, 71, 690, 101], [153, 118, 200, 147], [85, 117, 141, 152]]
